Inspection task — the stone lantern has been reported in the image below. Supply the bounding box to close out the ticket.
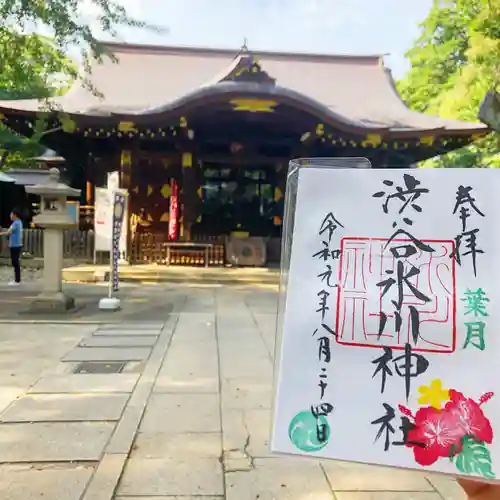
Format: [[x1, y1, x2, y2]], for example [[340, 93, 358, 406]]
[[26, 168, 81, 312]]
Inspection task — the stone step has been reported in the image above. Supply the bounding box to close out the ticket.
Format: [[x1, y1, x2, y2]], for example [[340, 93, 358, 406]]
[[62, 265, 280, 285]]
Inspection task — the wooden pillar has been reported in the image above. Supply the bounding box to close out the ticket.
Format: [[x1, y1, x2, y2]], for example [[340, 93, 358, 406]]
[[181, 151, 196, 240], [85, 181, 93, 205], [178, 116, 199, 241], [120, 150, 132, 190]]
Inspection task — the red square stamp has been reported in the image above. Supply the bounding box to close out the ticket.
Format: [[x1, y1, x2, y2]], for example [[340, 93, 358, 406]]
[[335, 237, 456, 353]]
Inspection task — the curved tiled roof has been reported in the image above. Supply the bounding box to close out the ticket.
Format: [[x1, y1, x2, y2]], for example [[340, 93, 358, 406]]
[[0, 41, 487, 136]]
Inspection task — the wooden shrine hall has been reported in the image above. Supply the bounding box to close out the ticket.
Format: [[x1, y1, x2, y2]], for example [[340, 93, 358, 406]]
[[0, 42, 488, 266]]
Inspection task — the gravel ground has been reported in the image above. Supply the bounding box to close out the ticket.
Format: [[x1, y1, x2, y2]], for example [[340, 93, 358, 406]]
[[0, 265, 42, 283]]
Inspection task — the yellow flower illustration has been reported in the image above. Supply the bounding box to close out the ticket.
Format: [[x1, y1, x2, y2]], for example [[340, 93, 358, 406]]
[[418, 379, 450, 409]]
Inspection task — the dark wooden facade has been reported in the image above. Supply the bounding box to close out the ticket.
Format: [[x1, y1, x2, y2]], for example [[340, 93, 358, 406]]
[[0, 43, 490, 265]]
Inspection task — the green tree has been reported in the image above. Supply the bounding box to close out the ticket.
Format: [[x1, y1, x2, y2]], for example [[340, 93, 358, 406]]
[[1, 0, 161, 93], [0, 124, 46, 170], [0, 33, 75, 170], [398, 0, 500, 168], [0, 0, 162, 169], [0, 33, 75, 100]]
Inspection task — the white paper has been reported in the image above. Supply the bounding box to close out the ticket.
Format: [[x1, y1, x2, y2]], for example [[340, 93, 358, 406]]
[[94, 187, 127, 256], [272, 166, 500, 482]]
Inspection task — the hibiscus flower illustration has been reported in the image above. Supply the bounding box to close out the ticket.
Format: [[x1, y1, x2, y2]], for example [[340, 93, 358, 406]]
[[406, 405, 464, 466], [446, 390, 493, 445], [402, 385, 494, 467]]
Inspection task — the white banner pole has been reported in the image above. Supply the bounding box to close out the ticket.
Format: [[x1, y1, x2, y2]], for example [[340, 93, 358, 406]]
[[99, 188, 121, 311]]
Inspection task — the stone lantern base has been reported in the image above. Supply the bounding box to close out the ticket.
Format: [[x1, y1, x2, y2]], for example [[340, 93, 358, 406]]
[[26, 292, 75, 314], [24, 168, 82, 315]]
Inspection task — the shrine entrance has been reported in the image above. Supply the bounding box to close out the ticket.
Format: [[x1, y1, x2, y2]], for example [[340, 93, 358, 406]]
[[194, 161, 280, 239]]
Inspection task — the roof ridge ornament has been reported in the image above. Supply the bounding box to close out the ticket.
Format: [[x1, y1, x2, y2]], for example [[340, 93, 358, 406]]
[[241, 37, 249, 54], [221, 39, 276, 85]]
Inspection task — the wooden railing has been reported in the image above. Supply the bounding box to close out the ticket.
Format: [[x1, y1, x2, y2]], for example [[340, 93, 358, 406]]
[[0, 228, 281, 266], [0, 229, 94, 260], [130, 233, 225, 266], [79, 205, 94, 231]]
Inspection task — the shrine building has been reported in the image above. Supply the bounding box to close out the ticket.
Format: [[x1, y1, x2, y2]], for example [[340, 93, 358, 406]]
[[0, 42, 488, 266]]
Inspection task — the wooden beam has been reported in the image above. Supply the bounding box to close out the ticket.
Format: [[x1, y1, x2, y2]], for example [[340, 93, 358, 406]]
[[197, 153, 292, 165]]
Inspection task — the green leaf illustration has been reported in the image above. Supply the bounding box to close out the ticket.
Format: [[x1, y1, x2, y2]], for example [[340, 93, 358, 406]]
[[453, 436, 495, 479], [449, 443, 461, 460]]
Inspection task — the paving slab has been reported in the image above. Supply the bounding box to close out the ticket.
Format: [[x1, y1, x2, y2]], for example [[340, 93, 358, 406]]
[[159, 340, 218, 367], [0, 323, 93, 413], [219, 354, 273, 378], [29, 374, 139, 394], [218, 337, 270, 352], [81, 453, 127, 500], [116, 497, 223, 500], [80, 336, 158, 348], [62, 347, 152, 362], [225, 457, 333, 500], [252, 312, 277, 328], [1, 393, 129, 422], [1, 285, 463, 500], [139, 393, 220, 434], [221, 377, 272, 410], [0, 463, 95, 500], [0, 284, 175, 321], [426, 474, 467, 500], [217, 325, 259, 338], [97, 323, 164, 330], [154, 341, 219, 393], [321, 461, 434, 492], [0, 422, 115, 462], [170, 330, 215, 344], [132, 432, 221, 459], [93, 329, 160, 337], [118, 457, 224, 496], [153, 373, 219, 393], [222, 408, 272, 457], [95, 313, 177, 457], [334, 494, 442, 500]]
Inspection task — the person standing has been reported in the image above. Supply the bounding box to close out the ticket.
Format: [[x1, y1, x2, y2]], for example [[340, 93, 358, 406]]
[[0, 209, 23, 285]]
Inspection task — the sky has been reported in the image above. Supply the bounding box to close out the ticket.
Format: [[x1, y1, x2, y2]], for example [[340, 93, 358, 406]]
[[99, 0, 434, 79]]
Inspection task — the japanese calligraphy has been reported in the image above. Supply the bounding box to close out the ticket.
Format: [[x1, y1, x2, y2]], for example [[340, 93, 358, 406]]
[[451, 185, 485, 277], [372, 344, 429, 400], [275, 166, 498, 482], [309, 212, 343, 443], [372, 176, 434, 348], [371, 403, 424, 452], [369, 174, 438, 449], [462, 288, 489, 351], [336, 238, 456, 352]]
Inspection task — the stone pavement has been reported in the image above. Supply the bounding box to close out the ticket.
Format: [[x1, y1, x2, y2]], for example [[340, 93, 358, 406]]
[[0, 284, 467, 499], [0, 282, 181, 321]]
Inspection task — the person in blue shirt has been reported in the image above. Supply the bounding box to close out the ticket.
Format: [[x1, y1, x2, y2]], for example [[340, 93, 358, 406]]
[[0, 209, 23, 285]]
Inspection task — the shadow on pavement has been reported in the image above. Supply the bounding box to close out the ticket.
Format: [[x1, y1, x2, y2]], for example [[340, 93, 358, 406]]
[[0, 284, 180, 322]]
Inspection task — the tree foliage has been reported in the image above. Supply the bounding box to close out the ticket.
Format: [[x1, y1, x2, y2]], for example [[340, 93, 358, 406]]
[[1, 0, 161, 94], [0, 34, 74, 170], [398, 0, 500, 168], [0, 120, 48, 170], [0, 0, 161, 169], [0, 33, 75, 100]]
